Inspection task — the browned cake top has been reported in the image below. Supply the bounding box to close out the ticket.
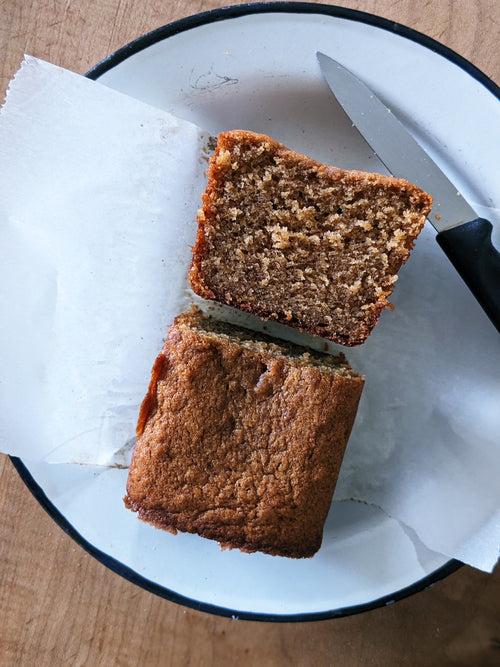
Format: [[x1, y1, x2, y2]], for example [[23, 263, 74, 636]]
[[126, 308, 364, 558], [190, 130, 432, 346]]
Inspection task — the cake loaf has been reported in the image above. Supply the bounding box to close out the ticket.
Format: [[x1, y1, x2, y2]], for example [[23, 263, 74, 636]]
[[190, 130, 432, 346], [125, 307, 364, 558]]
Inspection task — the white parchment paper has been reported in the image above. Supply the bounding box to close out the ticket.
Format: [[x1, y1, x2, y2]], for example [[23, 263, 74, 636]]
[[0, 57, 498, 571], [0, 56, 208, 466]]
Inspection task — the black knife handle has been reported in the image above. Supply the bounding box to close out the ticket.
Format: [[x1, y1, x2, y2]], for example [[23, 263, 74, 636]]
[[436, 219, 500, 333]]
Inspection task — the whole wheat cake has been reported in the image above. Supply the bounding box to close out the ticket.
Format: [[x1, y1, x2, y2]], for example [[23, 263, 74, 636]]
[[125, 307, 364, 558], [190, 130, 432, 346]]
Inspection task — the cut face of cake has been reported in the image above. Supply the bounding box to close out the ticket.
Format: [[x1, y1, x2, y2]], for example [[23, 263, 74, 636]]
[[190, 130, 432, 346], [125, 307, 364, 558]]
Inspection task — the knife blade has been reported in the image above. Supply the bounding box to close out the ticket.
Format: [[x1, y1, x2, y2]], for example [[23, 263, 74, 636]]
[[317, 51, 500, 332]]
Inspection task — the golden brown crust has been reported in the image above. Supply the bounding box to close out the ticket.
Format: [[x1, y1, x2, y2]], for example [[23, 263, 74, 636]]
[[125, 308, 364, 558], [189, 130, 432, 347], [136, 352, 168, 438]]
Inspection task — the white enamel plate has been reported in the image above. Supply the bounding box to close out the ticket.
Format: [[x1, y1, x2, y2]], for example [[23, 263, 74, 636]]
[[13, 4, 499, 620]]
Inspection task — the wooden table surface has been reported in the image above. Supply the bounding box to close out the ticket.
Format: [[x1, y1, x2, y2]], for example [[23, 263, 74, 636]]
[[0, 1, 499, 665]]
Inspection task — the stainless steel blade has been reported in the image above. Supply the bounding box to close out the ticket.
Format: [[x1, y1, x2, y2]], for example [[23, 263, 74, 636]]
[[317, 52, 477, 232]]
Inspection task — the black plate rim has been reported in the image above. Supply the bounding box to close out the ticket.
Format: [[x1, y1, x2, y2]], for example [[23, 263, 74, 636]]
[[11, 457, 462, 622], [85, 1, 499, 100]]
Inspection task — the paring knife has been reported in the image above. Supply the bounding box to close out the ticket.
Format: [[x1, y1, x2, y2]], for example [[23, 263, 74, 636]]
[[317, 52, 500, 333]]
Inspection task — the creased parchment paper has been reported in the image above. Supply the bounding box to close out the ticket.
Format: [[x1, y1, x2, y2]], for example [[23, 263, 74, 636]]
[[0, 57, 498, 571], [0, 56, 208, 466]]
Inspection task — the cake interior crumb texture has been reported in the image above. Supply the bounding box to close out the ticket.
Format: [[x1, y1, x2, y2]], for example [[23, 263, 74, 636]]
[[125, 308, 364, 558], [190, 130, 432, 346]]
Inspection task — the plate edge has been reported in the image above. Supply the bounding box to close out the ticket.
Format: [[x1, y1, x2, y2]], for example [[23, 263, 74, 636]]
[[86, 1, 499, 101], [10, 457, 462, 622]]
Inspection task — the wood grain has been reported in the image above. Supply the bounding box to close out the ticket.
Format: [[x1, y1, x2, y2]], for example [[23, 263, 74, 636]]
[[0, 1, 499, 665]]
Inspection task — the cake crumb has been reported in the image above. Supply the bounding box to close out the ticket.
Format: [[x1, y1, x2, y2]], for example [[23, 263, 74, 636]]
[[190, 131, 432, 346]]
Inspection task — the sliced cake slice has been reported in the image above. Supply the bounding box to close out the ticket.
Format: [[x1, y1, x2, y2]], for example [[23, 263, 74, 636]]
[[125, 307, 364, 558], [190, 130, 432, 346]]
